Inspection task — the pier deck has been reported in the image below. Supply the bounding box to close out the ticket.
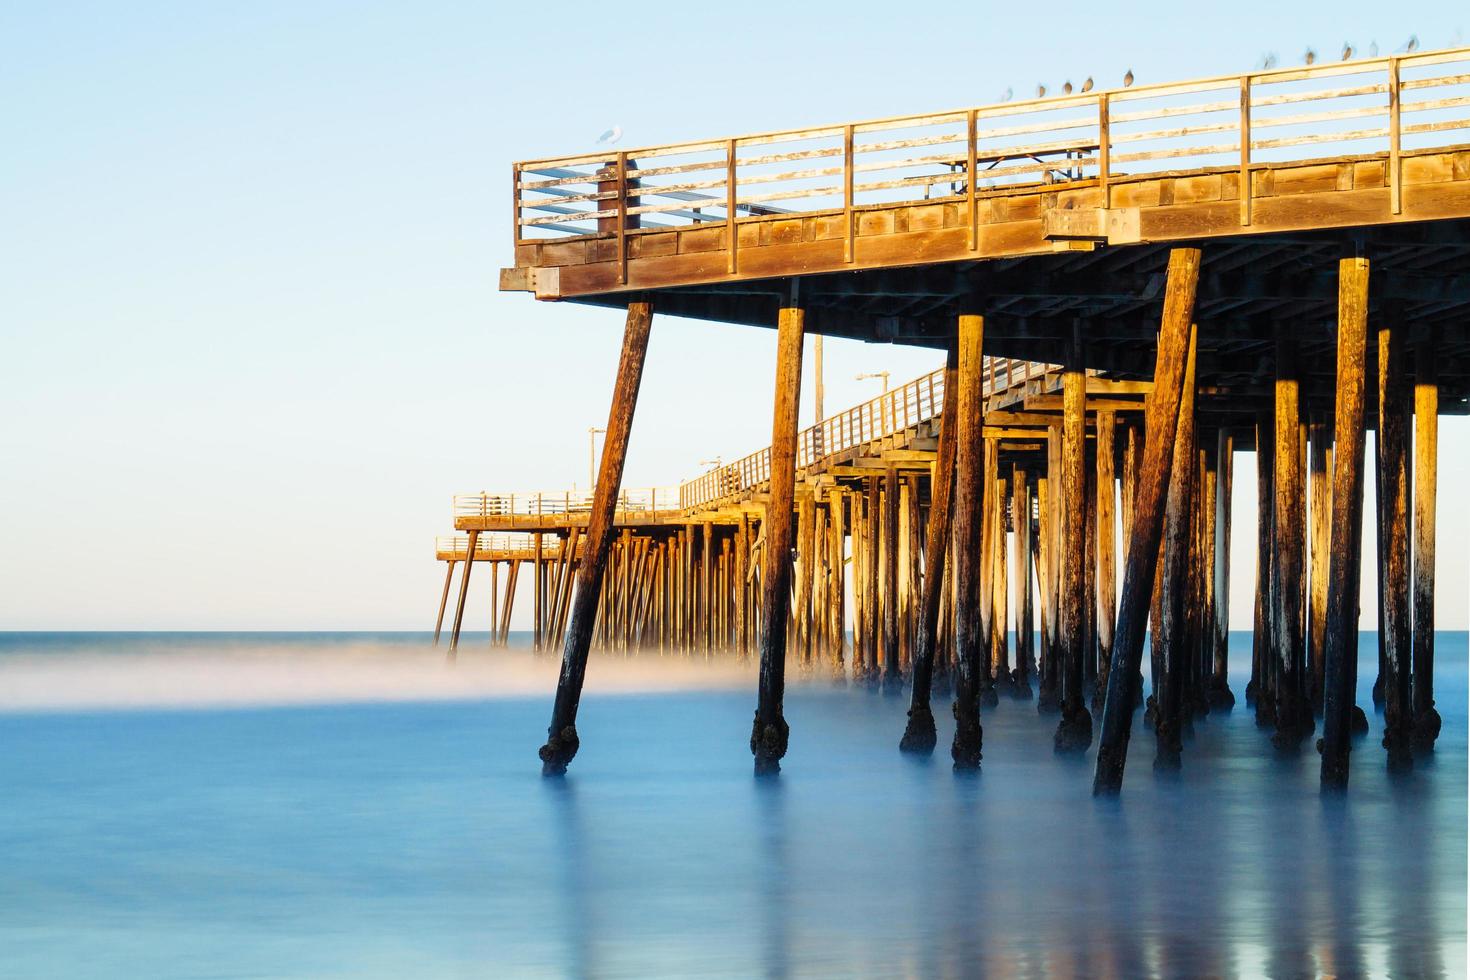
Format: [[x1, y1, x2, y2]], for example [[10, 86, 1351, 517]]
[[476, 46, 1468, 788]]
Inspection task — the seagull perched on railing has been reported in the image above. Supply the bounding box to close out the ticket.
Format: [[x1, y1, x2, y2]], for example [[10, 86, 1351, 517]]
[[1405, 35, 1420, 53], [1001, 86, 1013, 102], [1342, 43, 1354, 60], [1081, 77, 1094, 93], [1369, 41, 1379, 57], [1305, 47, 1317, 65], [1037, 83, 1047, 97], [1063, 80, 1074, 94], [1123, 68, 1134, 87], [1259, 52, 1278, 69], [595, 125, 623, 146]]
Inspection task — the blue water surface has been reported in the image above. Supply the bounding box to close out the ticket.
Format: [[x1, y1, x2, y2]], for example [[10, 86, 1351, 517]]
[[0, 631, 1463, 978]]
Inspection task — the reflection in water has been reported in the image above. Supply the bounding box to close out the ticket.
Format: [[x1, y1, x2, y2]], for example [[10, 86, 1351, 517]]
[[754, 778, 789, 980], [0, 634, 1461, 977], [546, 778, 594, 978]]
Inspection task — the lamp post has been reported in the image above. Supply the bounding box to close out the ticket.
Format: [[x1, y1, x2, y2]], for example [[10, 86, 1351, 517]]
[[856, 370, 891, 393], [588, 427, 606, 491]]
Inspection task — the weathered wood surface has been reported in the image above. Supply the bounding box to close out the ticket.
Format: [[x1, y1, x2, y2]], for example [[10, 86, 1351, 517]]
[[1154, 324, 1199, 768], [1322, 259, 1371, 788], [1413, 334, 1442, 749], [541, 302, 654, 775], [902, 345, 959, 753], [1056, 324, 1092, 752], [1378, 310, 1413, 764], [1094, 247, 1201, 794], [752, 298, 805, 774], [951, 312, 986, 769], [1272, 328, 1311, 744], [1209, 431, 1235, 707]]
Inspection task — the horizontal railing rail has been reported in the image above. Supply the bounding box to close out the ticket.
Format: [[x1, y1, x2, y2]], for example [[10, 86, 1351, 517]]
[[677, 355, 1059, 512], [513, 46, 1470, 261], [436, 533, 558, 557], [452, 487, 681, 520]]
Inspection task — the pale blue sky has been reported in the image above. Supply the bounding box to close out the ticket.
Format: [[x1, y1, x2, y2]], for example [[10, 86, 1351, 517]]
[[2, 2, 1465, 629]]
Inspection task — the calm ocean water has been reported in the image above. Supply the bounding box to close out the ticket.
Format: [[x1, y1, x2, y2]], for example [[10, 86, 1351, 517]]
[[0, 631, 1463, 978]]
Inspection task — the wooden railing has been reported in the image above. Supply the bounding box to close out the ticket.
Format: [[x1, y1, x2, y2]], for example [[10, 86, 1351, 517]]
[[677, 356, 1057, 512], [436, 533, 551, 557], [452, 487, 680, 520], [513, 46, 1470, 258]]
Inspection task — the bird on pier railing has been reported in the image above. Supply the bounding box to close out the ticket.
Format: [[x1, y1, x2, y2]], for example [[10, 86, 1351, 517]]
[[595, 125, 623, 146], [1259, 52, 1279, 69], [1037, 83, 1047, 97], [1369, 41, 1379, 57], [1342, 43, 1354, 60], [1063, 80, 1073, 94], [1405, 35, 1420, 53], [1081, 77, 1094, 93], [1305, 47, 1317, 65], [1123, 68, 1134, 87], [1001, 86, 1013, 102]]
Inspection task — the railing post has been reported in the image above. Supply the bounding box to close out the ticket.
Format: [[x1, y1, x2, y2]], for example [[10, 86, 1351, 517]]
[[967, 108, 979, 251], [616, 150, 629, 285], [843, 124, 855, 263], [512, 162, 523, 248], [1239, 75, 1252, 226], [726, 138, 739, 274], [1389, 57, 1402, 216], [1098, 93, 1111, 210]]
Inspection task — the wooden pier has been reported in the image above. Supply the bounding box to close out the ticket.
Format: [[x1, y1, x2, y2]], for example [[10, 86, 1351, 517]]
[[474, 46, 1470, 789]]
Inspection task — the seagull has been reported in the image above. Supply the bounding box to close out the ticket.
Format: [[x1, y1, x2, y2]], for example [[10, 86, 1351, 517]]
[[1259, 52, 1278, 69], [1123, 68, 1134, 87], [1342, 43, 1354, 60], [1063, 80, 1073, 94], [1001, 86, 1013, 102], [1081, 77, 1094, 93], [595, 125, 623, 146], [1037, 83, 1047, 97], [1406, 35, 1419, 52], [1369, 41, 1379, 57], [1305, 47, 1316, 65]]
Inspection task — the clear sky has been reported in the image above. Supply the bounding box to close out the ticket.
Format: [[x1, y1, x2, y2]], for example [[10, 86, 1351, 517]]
[[2, 1, 1465, 630]]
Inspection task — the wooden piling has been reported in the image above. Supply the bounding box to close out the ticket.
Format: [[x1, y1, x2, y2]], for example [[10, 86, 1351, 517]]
[[434, 560, 456, 647], [979, 438, 1000, 705], [1154, 324, 1198, 769], [951, 312, 986, 769], [448, 529, 479, 657], [993, 470, 1011, 694], [1378, 310, 1413, 765], [1412, 332, 1441, 750], [1251, 410, 1274, 722], [1322, 258, 1370, 789], [1056, 322, 1092, 753], [828, 487, 846, 677], [1209, 430, 1235, 708], [1013, 464, 1035, 698], [539, 301, 653, 776], [751, 292, 805, 775], [1273, 327, 1311, 745], [902, 345, 959, 752], [883, 467, 901, 691], [1308, 420, 1332, 711], [1095, 410, 1117, 706], [1093, 247, 1201, 795]]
